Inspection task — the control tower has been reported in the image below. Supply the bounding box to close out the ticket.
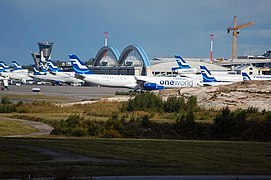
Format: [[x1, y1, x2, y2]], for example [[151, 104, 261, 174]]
[[31, 52, 41, 67], [38, 42, 54, 63]]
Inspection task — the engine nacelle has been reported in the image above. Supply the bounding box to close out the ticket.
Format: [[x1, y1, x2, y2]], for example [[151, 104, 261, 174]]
[[143, 83, 164, 90]]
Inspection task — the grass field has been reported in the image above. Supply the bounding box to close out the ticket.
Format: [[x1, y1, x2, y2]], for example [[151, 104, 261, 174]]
[[0, 138, 270, 178], [0, 120, 37, 136], [0, 94, 270, 178]]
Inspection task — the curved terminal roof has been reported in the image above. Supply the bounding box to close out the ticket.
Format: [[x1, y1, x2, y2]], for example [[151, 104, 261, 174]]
[[94, 45, 120, 66], [94, 44, 151, 68], [118, 44, 151, 67]]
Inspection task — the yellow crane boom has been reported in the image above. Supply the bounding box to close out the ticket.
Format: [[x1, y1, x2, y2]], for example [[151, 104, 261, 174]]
[[227, 16, 255, 61]]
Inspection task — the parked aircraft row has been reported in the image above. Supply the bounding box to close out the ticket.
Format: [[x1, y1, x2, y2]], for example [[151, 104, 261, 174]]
[[1, 55, 271, 91], [30, 62, 84, 86], [69, 54, 271, 90], [0, 61, 33, 84]]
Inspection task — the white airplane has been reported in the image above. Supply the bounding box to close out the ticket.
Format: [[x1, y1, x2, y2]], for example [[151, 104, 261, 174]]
[[47, 60, 74, 77], [47, 60, 80, 81], [200, 66, 242, 86], [242, 72, 271, 81], [0, 61, 33, 83], [171, 56, 198, 74], [46, 60, 85, 86], [29, 63, 84, 86], [69, 54, 137, 89]]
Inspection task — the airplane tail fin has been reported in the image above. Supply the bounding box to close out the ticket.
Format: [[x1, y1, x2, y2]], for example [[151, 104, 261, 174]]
[[174, 55, 191, 69], [12, 61, 23, 70], [47, 60, 62, 72], [0, 61, 11, 71], [32, 65, 42, 75], [200, 66, 218, 82], [39, 63, 47, 73], [0, 67, 5, 72], [69, 54, 93, 74], [242, 72, 251, 81]]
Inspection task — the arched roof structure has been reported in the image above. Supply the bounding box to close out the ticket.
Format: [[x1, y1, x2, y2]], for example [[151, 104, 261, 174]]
[[93, 45, 120, 66], [118, 44, 151, 67], [93, 44, 151, 69]]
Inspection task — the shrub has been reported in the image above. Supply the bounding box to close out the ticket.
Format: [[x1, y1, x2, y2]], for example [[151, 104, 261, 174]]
[[106, 113, 125, 134], [164, 96, 185, 113], [66, 114, 82, 128], [51, 114, 85, 136], [1, 96, 11, 104], [82, 120, 105, 136], [0, 104, 17, 113], [175, 110, 196, 137], [186, 95, 198, 110], [98, 129, 122, 138], [123, 93, 163, 112]]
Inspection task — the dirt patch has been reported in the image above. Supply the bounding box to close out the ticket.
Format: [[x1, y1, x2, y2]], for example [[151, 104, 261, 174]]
[[160, 80, 271, 111]]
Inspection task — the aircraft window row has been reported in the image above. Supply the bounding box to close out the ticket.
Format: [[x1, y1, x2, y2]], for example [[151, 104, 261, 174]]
[[100, 76, 126, 80]]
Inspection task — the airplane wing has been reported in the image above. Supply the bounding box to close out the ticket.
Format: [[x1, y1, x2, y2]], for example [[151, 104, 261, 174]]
[[135, 76, 165, 91], [134, 76, 146, 91]]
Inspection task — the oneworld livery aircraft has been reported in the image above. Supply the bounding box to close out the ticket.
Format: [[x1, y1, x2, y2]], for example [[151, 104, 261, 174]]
[[200, 66, 242, 86], [171, 56, 198, 74], [69, 54, 137, 89], [242, 72, 271, 81]]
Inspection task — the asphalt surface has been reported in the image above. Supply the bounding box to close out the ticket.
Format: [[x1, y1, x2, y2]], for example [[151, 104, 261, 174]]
[[0, 84, 130, 102], [2, 117, 54, 137]]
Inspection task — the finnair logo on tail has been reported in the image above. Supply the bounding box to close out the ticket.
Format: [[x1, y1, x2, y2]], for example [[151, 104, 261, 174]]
[[175, 56, 191, 69], [242, 72, 251, 81], [33, 66, 42, 75], [12, 61, 23, 70], [200, 66, 217, 82], [70, 59, 89, 70], [40, 63, 47, 72], [69, 54, 92, 74], [47, 61, 62, 72], [0, 67, 5, 72], [0, 61, 9, 69], [200, 66, 212, 76]]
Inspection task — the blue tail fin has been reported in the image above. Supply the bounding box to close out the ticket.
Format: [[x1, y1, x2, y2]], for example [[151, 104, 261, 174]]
[[69, 54, 92, 74], [32, 65, 42, 75], [47, 60, 62, 72], [0, 67, 5, 72], [12, 61, 23, 70], [39, 63, 47, 73], [174, 55, 191, 69], [242, 72, 251, 81], [200, 66, 218, 82], [0, 61, 11, 71]]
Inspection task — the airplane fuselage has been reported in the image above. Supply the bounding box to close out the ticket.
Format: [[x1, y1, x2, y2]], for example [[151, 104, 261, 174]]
[[79, 74, 137, 89], [136, 76, 201, 88]]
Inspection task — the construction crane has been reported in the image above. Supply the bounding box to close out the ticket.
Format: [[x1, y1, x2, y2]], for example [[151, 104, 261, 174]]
[[227, 16, 255, 61]]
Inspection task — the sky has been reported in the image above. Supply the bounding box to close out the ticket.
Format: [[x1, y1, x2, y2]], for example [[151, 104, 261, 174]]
[[0, 0, 270, 65]]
